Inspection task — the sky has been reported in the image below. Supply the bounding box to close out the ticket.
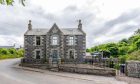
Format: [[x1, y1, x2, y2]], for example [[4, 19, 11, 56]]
[[0, 0, 140, 48]]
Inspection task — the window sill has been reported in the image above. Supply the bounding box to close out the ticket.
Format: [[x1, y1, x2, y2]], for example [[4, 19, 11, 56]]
[[51, 44, 59, 46], [35, 45, 42, 46], [67, 45, 76, 46]]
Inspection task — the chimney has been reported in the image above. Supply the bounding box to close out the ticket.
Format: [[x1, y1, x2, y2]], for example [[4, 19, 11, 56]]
[[78, 19, 82, 30], [28, 20, 32, 30]]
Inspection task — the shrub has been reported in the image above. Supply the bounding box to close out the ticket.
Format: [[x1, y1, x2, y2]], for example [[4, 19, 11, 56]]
[[127, 50, 140, 61], [0, 48, 9, 55]]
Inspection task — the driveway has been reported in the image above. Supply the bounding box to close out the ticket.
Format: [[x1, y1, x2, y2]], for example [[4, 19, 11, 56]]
[[0, 58, 127, 84]]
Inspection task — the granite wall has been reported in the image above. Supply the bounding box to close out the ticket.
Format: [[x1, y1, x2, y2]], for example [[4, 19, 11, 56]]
[[58, 65, 116, 76], [126, 61, 140, 78]]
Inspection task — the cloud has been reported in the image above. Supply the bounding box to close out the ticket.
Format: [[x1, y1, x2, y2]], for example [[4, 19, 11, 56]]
[[0, 0, 140, 48], [0, 35, 23, 46], [93, 9, 140, 36], [88, 9, 140, 48]]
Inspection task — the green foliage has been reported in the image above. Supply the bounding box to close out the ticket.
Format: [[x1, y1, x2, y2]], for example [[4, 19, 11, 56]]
[[6, 0, 13, 5], [119, 38, 128, 43], [0, 48, 24, 60], [135, 39, 140, 49], [119, 55, 128, 64], [87, 29, 140, 62], [127, 50, 140, 61], [134, 29, 140, 35], [114, 64, 120, 70], [0, 48, 9, 55], [86, 49, 89, 52], [8, 48, 16, 54], [17, 49, 24, 57], [0, 0, 25, 6]]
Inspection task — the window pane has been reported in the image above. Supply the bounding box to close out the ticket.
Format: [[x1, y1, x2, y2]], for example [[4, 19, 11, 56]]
[[36, 51, 40, 59], [69, 50, 74, 59], [52, 36, 58, 45], [69, 36, 74, 45], [36, 37, 41, 45]]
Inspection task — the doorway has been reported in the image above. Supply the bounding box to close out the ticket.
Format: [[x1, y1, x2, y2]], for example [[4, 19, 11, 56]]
[[52, 50, 58, 63]]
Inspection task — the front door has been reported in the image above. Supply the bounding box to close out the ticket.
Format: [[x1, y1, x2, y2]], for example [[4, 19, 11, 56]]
[[52, 50, 58, 63]]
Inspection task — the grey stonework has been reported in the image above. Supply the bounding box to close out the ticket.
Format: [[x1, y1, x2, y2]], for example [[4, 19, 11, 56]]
[[126, 61, 140, 78], [23, 20, 86, 64]]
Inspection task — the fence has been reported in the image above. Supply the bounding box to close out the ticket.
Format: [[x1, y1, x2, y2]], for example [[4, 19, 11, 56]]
[[84, 58, 119, 68]]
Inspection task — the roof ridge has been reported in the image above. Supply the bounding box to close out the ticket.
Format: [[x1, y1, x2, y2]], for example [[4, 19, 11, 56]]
[[33, 28, 49, 29]]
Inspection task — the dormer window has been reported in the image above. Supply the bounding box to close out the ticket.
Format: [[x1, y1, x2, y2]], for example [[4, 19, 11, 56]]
[[36, 36, 41, 45], [52, 36, 58, 45], [69, 36, 74, 45]]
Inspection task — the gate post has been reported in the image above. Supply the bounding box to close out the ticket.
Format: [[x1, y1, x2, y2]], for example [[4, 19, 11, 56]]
[[49, 57, 52, 65], [58, 58, 61, 64]]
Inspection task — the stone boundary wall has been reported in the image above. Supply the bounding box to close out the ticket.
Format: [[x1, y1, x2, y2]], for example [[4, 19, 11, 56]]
[[58, 65, 116, 76], [20, 63, 116, 76], [126, 61, 140, 78], [19, 63, 51, 69]]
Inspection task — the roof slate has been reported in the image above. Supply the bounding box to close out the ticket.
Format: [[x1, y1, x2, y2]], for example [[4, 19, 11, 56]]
[[61, 28, 83, 35], [24, 29, 49, 35], [24, 28, 84, 35]]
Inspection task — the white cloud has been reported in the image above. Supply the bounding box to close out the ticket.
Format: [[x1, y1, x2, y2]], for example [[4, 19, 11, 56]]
[[0, 35, 23, 47], [0, 0, 140, 48]]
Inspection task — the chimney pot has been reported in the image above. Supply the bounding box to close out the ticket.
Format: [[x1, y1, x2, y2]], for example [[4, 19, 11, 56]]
[[28, 20, 32, 30]]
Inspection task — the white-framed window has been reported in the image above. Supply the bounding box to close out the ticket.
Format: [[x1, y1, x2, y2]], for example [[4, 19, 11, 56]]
[[52, 36, 58, 45], [69, 36, 74, 45], [36, 36, 41, 45], [35, 50, 41, 59], [67, 49, 76, 59]]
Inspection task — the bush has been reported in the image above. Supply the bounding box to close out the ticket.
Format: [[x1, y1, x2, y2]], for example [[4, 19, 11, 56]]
[[0, 48, 9, 55], [0, 48, 24, 60], [114, 64, 120, 70], [9, 48, 16, 54], [119, 55, 128, 64], [127, 50, 140, 61]]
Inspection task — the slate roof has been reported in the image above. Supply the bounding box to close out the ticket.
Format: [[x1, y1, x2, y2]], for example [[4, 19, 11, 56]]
[[24, 29, 49, 35], [61, 28, 83, 35], [24, 28, 84, 35]]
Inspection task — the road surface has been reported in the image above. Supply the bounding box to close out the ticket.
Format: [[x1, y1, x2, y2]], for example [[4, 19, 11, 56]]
[[0, 59, 127, 84]]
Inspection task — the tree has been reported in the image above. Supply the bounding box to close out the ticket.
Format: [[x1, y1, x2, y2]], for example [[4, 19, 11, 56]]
[[135, 39, 140, 49], [0, 48, 9, 55], [134, 28, 140, 35], [127, 50, 140, 61], [0, 0, 25, 6], [119, 38, 128, 43], [108, 47, 119, 57], [128, 35, 140, 44], [9, 48, 16, 54], [86, 49, 90, 52], [17, 49, 24, 57]]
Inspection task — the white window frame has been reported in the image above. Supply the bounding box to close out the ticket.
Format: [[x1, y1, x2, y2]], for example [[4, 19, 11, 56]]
[[34, 49, 42, 59], [68, 36, 75, 45], [68, 49, 76, 59], [51, 35, 59, 45], [35, 36, 42, 46]]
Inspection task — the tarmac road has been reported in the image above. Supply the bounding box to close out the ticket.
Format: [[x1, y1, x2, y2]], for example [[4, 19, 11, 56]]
[[0, 58, 128, 84]]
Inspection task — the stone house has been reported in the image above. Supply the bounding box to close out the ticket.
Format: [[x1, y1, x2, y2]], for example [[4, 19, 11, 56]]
[[23, 20, 86, 64]]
